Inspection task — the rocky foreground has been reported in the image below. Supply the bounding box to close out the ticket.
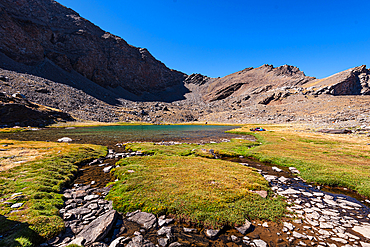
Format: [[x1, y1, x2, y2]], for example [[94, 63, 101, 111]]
[[35, 147, 370, 247]]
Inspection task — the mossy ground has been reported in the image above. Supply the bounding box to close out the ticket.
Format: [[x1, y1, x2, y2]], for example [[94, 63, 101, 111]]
[[0, 140, 106, 247], [229, 124, 370, 197], [107, 138, 287, 228]]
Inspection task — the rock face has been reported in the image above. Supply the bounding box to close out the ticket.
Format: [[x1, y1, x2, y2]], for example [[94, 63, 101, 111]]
[[306, 65, 370, 95], [186, 64, 316, 102], [0, 0, 186, 100]]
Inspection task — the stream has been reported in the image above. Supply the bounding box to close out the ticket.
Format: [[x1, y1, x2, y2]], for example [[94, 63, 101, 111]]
[[56, 144, 370, 247]]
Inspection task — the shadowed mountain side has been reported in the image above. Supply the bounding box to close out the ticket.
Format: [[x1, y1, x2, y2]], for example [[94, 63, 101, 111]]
[[0, 0, 188, 102]]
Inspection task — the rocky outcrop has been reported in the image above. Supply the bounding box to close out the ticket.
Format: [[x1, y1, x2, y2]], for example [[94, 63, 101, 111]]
[[308, 65, 370, 96], [0, 91, 72, 127], [191, 64, 316, 102], [0, 0, 186, 100]]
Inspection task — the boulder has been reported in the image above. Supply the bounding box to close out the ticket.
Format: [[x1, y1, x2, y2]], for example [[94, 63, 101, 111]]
[[127, 211, 157, 229], [76, 210, 117, 245]]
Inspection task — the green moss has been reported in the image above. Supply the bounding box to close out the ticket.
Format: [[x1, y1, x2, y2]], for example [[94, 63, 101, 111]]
[[0, 141, 106, 246], [108, 155, 286, 228]]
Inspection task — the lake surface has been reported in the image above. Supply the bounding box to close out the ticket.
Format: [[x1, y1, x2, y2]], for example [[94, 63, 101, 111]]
[[0, 125, 244, 147]]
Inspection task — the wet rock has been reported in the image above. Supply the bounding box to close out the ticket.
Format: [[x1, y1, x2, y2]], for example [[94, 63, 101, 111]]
[[127, 211, 157, 229], [288, 167, 300, 174], [84, 194, 100, 201], [231, 235, 239, 242], [183, 227, 197, 233], [157, 238, 169, 247], [126, 235, 155, 247], [272, 166, 282, 172], [361, 242, 370, 247], [103, 166, 114, 173], [353, 225, 370, 239], [168, 242, 182, 247], [252, 239, 267, 247], [205, 229, 220, 238], [235, 219, 252, 234], [76, 210, 117, 245], [109, 236, 130, 247], [157, 226, 173, 237]]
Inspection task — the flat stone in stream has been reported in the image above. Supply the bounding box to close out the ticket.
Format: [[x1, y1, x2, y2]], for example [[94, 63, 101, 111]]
[[127, 210, 157, 229], [76, 209, 117, 245], [126, 235, 155, 247]]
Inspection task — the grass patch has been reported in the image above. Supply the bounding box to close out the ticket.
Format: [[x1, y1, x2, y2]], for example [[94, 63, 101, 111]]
[[229, 125, 370, 197], [125, 138, 259, 158], [107, 155, 286, 228], [0, 140, 106, 247]]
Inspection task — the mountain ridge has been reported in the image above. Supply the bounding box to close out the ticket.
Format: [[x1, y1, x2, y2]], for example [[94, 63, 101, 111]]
[[1, 0, 370, 128]]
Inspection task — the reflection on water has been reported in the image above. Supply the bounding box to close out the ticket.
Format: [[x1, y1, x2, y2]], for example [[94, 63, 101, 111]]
[[0, 125, 242, 147]]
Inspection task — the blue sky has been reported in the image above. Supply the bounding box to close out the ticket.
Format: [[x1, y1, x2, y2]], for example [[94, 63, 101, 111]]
[[57, 0, 370, 79]]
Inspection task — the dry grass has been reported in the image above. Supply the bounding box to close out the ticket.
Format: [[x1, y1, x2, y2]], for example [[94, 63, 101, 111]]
[[0, 140, 70, 171]]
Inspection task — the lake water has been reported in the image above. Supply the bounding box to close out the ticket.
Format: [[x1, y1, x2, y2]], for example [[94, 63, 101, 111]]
[[0, 124, 244, 147]]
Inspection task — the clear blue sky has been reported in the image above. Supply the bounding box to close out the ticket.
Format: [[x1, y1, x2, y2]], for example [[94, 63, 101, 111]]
[[57, 0, 370, 79]]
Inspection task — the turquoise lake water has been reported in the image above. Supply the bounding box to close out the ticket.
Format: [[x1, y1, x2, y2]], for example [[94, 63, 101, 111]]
[[0, 125, 242, 147]]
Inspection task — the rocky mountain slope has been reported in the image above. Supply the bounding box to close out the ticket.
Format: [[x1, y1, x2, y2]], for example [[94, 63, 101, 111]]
[[0, 0, 187, 101], [1, 0, 370, 128]]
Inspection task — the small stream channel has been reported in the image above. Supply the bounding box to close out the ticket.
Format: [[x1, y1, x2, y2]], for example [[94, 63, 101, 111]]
[[71, 148, 370, 247]]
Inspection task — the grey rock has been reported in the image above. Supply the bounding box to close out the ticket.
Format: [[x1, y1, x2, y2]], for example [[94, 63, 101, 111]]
[[235, 219, 252, 234], [103, 166, 114, 173], [183, 227, 197, 233], [157, 226, 173, 236], [126, 235, 155, 247], [76, 210, 117, 245], [157, 238, 169, 247], [252, 239, 267, 247], [127, 211, 157, 229], [10, 203, 23, 208], [84, 194, 100, 201], [168, 242, 182, 247], [353, 225, 370, 239], [205, 229, 220, 238], [109, 236, 130, 247]]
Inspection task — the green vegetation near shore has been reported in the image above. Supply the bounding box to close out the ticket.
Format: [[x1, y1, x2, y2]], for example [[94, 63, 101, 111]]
[[107, 155, 286, 228], [0, 140, 106, 247], [229, 125, 370, 197], [107, 138, 286, 228]]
